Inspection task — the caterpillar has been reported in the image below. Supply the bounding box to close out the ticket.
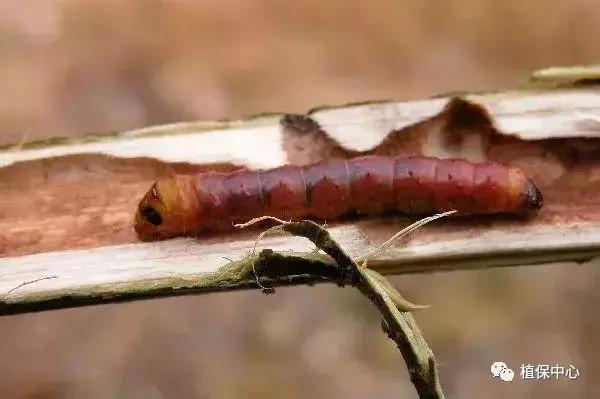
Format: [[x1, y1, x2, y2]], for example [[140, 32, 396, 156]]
[[134, 155, 543, 241]]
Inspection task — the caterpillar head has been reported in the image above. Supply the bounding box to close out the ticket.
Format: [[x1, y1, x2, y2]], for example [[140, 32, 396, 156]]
[[134, 176, 200, 241]]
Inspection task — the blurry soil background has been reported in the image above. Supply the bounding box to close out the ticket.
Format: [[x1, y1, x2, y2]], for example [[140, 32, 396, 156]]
[[1, 1, 600, 398]]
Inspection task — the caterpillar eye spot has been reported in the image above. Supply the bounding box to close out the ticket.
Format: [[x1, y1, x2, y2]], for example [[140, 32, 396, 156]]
[[140, 205, 163, 226]]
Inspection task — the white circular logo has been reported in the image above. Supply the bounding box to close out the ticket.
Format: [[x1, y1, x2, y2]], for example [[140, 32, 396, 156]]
[[491, 361, 514, 382], [500, 368, 515, 382], [491, 361, 507, 377]]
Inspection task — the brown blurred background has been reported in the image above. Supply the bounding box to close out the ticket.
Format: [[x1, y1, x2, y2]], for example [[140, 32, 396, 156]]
[[1, 0, 599, 398]]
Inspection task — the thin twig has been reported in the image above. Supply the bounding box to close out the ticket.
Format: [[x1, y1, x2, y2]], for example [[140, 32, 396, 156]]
[[356, 210, 457, 262], [2, 276, 58, 299], [233, 216, 289, 229], [246, 219, 446, 399]]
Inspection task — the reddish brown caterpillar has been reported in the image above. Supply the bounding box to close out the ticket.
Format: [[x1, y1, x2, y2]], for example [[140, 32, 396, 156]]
[[134, 155, 543, 241]]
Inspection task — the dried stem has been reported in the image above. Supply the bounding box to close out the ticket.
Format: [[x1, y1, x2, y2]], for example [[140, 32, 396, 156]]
[[252, 219, 445, 399]]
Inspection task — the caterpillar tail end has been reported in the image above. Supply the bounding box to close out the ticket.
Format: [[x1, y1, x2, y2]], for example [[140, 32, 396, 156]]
[[522, 178, 544, 213]]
